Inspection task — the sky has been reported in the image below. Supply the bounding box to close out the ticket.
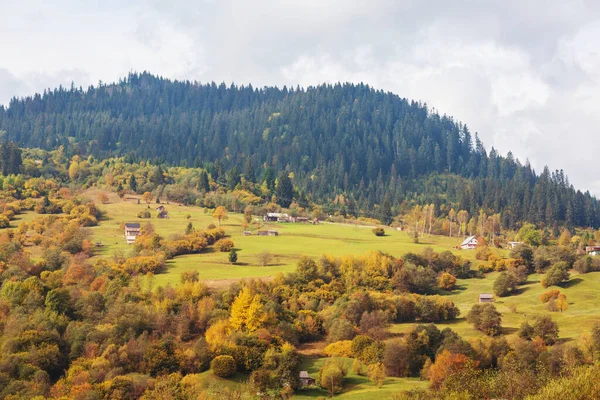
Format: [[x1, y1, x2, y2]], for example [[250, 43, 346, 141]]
[[1, 0, 600, 193]]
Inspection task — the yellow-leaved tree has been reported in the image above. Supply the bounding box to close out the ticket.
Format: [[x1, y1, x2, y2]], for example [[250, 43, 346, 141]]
[[230, 287, 266, 332], [212, 206, 229, 226]]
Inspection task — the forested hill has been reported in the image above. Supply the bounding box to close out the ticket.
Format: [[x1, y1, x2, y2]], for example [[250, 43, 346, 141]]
[[0, 72, 598, 229]]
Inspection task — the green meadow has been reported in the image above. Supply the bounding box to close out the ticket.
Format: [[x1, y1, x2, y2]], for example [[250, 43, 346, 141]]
[[83, 194, 479, 287]]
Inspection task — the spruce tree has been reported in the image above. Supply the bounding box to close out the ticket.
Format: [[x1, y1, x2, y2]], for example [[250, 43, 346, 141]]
[[128, 174, 137, 192], [275, 172, 293, 208]]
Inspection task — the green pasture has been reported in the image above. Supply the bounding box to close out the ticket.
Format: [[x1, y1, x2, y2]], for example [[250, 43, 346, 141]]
[[391, 270, 600, 342], [85, 198, 484, 286], [294, 356, 427, 399]]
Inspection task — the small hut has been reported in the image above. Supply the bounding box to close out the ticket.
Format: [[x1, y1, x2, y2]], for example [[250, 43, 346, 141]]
[[479, 294, 494, 303], [299, 371, 315, 387]]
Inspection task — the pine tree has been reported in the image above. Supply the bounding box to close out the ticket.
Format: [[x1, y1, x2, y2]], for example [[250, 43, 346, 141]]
[[198, 170, 210, 192], [379, 196, 393, 226], [275, 172, 293, 208], [128, 174, 137, 192]]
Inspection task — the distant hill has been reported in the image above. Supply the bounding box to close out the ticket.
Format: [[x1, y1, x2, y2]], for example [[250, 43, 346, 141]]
[[0, 72, 598, 228]]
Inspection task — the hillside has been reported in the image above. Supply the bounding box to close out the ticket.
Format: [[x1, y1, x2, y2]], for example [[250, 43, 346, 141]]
[[0, 72, 598, 229]]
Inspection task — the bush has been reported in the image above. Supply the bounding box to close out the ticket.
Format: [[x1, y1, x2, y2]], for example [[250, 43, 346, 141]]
[[438, 272, 457, 290], [214, 238, 234, 252], [210, 355, 237, 377], [539, 289, 561, 303], [475, 246, 492, 261], [137, 210, 151, 218], [0, 215, 9, 228], [372, 227, 385, 236]]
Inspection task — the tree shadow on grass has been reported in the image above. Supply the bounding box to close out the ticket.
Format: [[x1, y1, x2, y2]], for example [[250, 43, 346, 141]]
[[561, 277, 583, 288], [501, 327, 519, 335], [512, 286, 531, 295]]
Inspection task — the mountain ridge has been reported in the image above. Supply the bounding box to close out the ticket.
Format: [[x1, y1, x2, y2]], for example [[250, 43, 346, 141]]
[[0, 72, 597, 228]]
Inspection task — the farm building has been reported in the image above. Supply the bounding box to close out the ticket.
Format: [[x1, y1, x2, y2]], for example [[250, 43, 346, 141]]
[[124, 223, 141, 244], [299, 371, 315, 387], [263, 212, 290, 222], [257, 230, 279, 236], [508, 241, 524, 249], [479, 294, 494, 303], [460, 236, 478, 250], [586, 246, 600, 256]]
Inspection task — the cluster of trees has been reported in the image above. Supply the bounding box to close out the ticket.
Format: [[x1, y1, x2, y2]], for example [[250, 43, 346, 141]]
[[1, 73, 599, 229]]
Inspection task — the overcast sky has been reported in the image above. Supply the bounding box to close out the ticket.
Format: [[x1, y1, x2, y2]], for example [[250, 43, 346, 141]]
[[1, 0, 599, 193]]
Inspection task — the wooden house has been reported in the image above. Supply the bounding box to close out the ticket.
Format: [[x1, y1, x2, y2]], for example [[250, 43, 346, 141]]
[[586, 246, 600, 256], [267, 230, 279, 236], [508, 241, 524, 249], [156, 205, 165, 213], [299, 371, 316, 387], [460, 236, 478, 250], [479, 294, 494, 303], [243, 231, 252, 236], [124, 223, 141, 244], [257, 231, 269, 236], [263, 212, 290, 222]]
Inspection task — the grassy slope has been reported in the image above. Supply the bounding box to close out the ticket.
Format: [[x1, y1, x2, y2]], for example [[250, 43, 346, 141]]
[[80, 193, 479, 287], [294, 357, 427, 399], [391, 270, 600, 342]]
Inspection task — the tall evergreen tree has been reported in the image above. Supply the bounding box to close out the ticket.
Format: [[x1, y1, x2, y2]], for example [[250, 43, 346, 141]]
[[275, 172, 293, 208]]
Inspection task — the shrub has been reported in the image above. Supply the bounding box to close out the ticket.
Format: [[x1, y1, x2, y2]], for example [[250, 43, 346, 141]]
[[210, 355, 236, 378], [438, 272, 457, 290], [257, 251, 273, 266], [214, 238, 234, 252], [0, 215, 9, 228], [539, 289, 561, 303], [137, 210, 151, 218], [372, 227, 385, 236], [475, 246, 492, 261]]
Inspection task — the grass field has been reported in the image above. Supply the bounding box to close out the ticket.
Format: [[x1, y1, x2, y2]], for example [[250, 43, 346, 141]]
[[390, 270, 600, 342], [294, 356, 427, 399], [75, 190, 484, 287]]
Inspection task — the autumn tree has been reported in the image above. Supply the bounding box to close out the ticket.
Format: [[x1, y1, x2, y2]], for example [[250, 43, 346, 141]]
[[142, 191, 154, 204], [230, 287, 266, 332], [367, 363, 386, 388], [319, 358, 348, 395], [466, 303, 502, 336], [556, 293, 568, 313], [97, 192, 109, 204], [427, 350, 470, 390], [212, 206, 228, 226], [438, 272, 457, 290]]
